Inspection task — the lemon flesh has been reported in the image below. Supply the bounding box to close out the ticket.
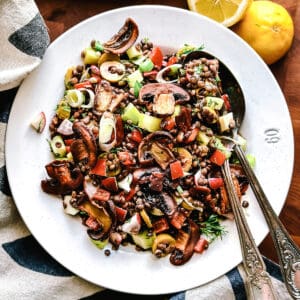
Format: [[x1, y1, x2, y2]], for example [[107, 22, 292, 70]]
[[187, 0, 253, 27]]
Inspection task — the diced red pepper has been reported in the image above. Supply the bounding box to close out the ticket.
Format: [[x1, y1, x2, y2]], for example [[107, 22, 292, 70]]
[[93, 188, 111, 202], [184, 127, 199, 144], [221, 94, 231, 111], [85, 216, 100, 230], [209, 149, 226, 166], [161, 117, 176, 131], [89, 74, 101, 83], [90, 159, 107, 176], [170, 211, 187, 229], [208, 177, 224, 190], [118, 151, 135, 166], [170, 160, 184, 180], [124, 187, 136, 201], [101, 177, 118, 192], [115, 206, 127, 223], [143, 70, 158, 80], [65, 146, 71, 153], [152, 218, 170, 234], [194, 237, 209, 254], [64, 138, 75, 146], [130, 129, 143, 143], [149, 46, 163, 68], [167, 56, 178, 66], [74, 81, 93, 89]]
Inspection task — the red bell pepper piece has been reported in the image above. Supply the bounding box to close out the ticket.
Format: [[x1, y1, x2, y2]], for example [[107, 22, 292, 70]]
[[167, 56, 178, 66], [74, 81, 93, 89], [170, 211, 186, 229], [149, 46, 163, 68], [101, 177, 118, 192], [194, 237, 209, 254], [152, 218, 170, 234], [115, 206, 127, 223], [221, 94, 231, 111], [118, 151, 135, 166], [161, 117, 176, 131], [208, 177, 224, 190], [143, 70, 158, 80], [90, 158, 107, 176], [209, 149, 226, 166], [130, 129, 143, 143], [93, 188, 110, 202], [64, 138, 75, 146], [124, 187, 136, 201], [170, 160, 184, 180], [85, 216, 100, 231]]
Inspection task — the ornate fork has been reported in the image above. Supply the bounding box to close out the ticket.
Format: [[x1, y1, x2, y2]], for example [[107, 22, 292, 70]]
[[222, 159, 278, 299]]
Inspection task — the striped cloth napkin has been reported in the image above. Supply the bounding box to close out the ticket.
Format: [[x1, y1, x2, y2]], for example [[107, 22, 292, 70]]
[[0, 0, 292, 299]]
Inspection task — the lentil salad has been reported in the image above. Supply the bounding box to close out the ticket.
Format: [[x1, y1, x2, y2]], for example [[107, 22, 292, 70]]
[[40, 18, 249, 265]]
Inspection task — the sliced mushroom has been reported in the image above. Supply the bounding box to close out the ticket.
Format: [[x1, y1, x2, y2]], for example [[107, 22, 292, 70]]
[[139, 83, 190, 116], [170, 219, 200, 265], [94, 80, 125, 114], [138, 131, 174, 166], [103, 18, 139, 55], [72, 121, 97, 168], [41, 160, 83, 195], [153, 93, 175, 116], [150, 141, 175, 170]]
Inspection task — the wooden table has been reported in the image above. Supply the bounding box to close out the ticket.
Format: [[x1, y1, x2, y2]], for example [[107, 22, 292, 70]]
[[35, 0, 300, 263]]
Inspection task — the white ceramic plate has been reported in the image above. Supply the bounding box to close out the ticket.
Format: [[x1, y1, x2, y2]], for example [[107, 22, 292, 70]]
[[6, 5, 294, 295]]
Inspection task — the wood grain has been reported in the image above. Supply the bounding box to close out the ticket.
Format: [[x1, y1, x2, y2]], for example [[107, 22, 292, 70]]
[[36, 0, 300, 264]]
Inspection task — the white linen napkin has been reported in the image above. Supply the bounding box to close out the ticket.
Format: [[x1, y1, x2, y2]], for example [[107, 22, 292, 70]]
[[0, 0, 49, 91]]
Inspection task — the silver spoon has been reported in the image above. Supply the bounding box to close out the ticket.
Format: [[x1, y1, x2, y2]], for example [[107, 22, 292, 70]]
[[230, 76, 300, 299], [184, 50, 278, 299]]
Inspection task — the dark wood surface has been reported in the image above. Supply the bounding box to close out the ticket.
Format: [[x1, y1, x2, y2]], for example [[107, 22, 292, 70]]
[[36, 0, 300, 263]]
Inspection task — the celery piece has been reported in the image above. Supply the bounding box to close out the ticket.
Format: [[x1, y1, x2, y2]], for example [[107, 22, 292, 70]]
[[127, 70, 143, 88], [90, 238, 109, 250], [138, 113, 162, 132], [126, 45, 143, 59], [94, 41, 103, 52], [246, 154, 256, 168], [121, 103, 141, 125], [131, 230, 156, 250], [134, 80, 142, 98], [205, 96, 224, 110], [83, 47, 101, 65], [197, 131, 211, 146], [139, 58, 154, 72]]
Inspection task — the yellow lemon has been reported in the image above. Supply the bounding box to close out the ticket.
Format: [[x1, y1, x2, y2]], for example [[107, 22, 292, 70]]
[[232, 0, 294, 65], [187, 0, 253, 27]]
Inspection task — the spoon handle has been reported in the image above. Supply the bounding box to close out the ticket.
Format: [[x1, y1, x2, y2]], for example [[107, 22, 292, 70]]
[[222, 160, 278, 300], [235, 144, 300, 299]]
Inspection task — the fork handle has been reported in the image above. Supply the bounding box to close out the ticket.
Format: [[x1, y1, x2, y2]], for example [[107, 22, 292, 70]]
[[235, 144, 300, 299], [222, 160, 278, 300]]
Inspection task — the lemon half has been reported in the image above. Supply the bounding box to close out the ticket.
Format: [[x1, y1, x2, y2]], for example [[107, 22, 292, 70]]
[[187, 0, 253, 27]]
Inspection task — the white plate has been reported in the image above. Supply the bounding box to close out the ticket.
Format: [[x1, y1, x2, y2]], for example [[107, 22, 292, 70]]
[[6, 5, 294, 295]]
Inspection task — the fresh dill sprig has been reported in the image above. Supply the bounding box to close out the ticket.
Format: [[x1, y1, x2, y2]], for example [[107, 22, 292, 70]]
[[124, 123, 142, 132], [199, 214, 227, 243]]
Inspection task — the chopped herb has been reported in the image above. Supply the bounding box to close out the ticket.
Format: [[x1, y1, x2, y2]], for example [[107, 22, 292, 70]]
[[94, 41, 103, 52], [110, 147, 123, 154], [124, 122, 142, 132], [199, 214, 226, 243]]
